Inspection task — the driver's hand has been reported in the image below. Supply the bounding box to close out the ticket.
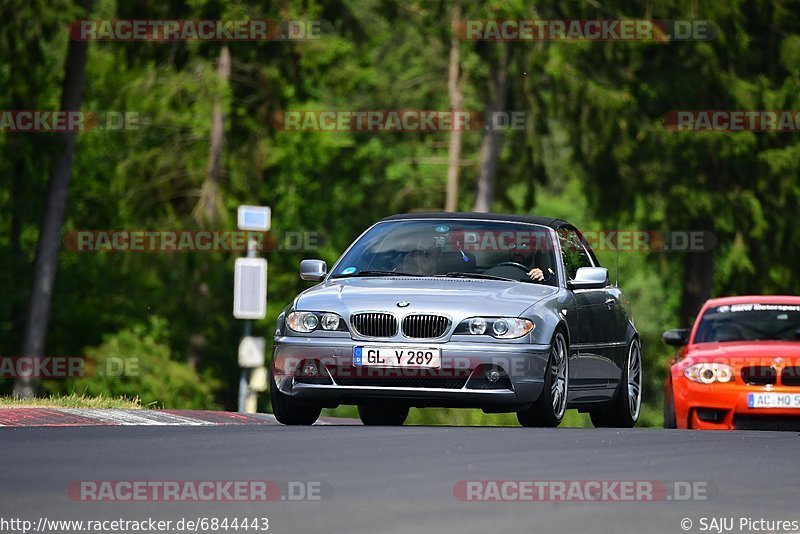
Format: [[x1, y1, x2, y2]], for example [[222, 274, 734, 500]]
[[527, 268, 544, 281]]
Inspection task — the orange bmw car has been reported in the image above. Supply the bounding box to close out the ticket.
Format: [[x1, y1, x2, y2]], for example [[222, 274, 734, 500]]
[[663, 295, 800, 430]]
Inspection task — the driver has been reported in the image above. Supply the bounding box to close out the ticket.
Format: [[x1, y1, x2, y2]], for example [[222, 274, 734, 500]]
[[510, 251, 545, 282], [527, 266, 545, 282], [403, 236, 441, 275]]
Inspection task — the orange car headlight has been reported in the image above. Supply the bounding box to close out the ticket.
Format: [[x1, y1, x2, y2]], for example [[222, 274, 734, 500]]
[[683, 363, 734, 384]]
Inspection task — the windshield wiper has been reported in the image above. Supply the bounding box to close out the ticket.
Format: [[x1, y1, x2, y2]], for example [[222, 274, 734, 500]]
[[332, 270, 419, 278], [442, 272, 515, 282]]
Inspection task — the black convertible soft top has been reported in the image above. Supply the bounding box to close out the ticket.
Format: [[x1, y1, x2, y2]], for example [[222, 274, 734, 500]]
[[381, 211, 570, 230]]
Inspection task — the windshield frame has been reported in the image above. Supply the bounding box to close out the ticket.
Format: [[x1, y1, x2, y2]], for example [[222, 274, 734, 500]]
[[326, 217, 565, 286]]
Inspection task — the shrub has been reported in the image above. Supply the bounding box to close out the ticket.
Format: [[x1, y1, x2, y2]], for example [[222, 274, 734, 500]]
[[67, 316, 220, 409]]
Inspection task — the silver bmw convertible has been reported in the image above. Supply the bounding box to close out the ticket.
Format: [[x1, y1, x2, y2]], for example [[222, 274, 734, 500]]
[[270, 212, 642, 427]]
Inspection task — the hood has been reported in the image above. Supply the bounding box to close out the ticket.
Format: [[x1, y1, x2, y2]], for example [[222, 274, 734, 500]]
[[295, 277, 557, 319], [686, 341, 800, 366]]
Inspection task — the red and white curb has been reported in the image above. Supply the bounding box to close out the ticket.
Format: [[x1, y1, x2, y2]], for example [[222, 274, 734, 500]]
[[0, 409, 359, 427]]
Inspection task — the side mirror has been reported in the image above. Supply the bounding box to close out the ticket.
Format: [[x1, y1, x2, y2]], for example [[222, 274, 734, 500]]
[[300, 259, 327, 281], [568, 267, 608, 290], [662, 328, 690, 347]]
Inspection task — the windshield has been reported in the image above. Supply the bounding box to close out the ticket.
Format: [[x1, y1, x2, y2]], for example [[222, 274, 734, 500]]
[[694, 303, 800, 343], [330, 219, 559, 285]]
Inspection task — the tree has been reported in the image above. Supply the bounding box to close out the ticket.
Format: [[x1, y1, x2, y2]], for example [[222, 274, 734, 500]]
[[194, 44, 231, 225], [16, 0, 94, 397], [473, 42, 509, 212], [544, 1, 800, 325], [445, 3, 464, 212]]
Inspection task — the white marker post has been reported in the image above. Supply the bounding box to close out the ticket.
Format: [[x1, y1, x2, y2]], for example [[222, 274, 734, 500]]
[[233, 206, 270, 412]]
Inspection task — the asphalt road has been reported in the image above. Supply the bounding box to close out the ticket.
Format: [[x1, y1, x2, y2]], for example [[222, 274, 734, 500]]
[[2, 425, 798, 534]]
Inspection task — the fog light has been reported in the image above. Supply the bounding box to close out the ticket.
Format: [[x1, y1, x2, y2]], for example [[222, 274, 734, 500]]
[[486, 369, 501, 383], [302, 361, 319, 377]]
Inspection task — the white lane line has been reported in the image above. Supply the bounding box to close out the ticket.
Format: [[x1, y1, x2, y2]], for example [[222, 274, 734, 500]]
[[56, 409, 212, 426]]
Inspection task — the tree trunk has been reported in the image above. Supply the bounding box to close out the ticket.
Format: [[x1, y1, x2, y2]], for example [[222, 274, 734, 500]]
[[195, 44, 231, 225], [678, 220, 716, 328], [16, 0, 94, 398], [9, 91, 27, 342], [188, 45, 231, 370], [444, 4, 463, 212], [473, 43, 509, 213]]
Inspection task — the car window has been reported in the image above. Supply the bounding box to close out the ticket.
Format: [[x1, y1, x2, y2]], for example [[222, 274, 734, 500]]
[[330, 219, 559, 285], [694, 303, 800, 343], [557, 228, 594, 280]]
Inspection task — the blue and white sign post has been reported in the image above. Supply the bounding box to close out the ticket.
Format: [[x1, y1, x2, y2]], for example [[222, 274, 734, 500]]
[[233, 205, 270, 412]]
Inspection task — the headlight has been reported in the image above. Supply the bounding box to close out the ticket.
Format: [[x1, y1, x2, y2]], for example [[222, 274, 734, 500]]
[[303, 314, 319, 330], [287, 311, 346, 333], [683, 363, 734, 384], [321, 313, 340, 331], [456, 317, 534, 339], [469, 317, 487, 335], [287, 312, 317, 333], [492, 319, 510, 336]]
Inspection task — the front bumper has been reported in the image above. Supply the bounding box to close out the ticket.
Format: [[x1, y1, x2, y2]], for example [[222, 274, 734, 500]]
[[673, 378, 800, 430], [272, 336, 550, 411]]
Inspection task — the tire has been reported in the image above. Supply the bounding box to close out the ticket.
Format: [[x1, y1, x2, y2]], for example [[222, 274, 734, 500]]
[[517, 330, 569, 428], [663, 380, 677, 429], [590, 338, 642, 428], [269, 366, 321, 425], [357, 403, 409, 426]]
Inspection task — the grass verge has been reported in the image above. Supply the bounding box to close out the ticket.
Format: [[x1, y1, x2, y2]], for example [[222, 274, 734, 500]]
[[0, 394, 142, 409]]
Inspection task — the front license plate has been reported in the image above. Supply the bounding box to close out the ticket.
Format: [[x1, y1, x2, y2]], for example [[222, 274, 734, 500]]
[[747, 393, 800, 409], [353, 346, 441, 369]]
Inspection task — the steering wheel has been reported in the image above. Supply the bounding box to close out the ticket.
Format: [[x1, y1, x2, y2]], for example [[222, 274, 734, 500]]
[[492, 262, 530, 273], [482, 262, 533, 281], [484, 262, 554, 283]]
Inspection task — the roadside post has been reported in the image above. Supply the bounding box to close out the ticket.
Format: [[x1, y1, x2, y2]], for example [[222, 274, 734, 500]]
[[233, 205, 271, 413]]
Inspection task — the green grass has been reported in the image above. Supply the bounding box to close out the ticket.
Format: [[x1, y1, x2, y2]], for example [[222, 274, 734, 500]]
[[0, 394, 143, 409]]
